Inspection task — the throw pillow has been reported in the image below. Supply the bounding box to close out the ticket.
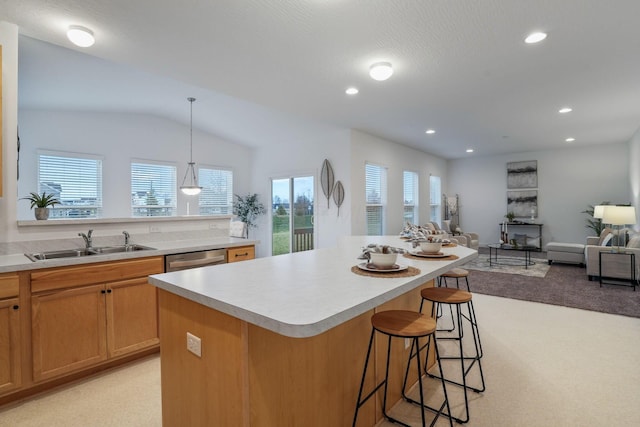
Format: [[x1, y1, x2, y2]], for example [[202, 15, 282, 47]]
[[627, 235, 640, 249], [430, 221, 441, 230], [513, 233, 527, 246], [598, 228, 614, 246], [423, 222, 436, 232]]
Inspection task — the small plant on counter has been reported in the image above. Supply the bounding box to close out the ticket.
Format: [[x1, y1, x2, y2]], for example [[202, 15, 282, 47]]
[[22, 192, 61, 220], [233, 193, 266, 238], [505, 211, 516, 223]]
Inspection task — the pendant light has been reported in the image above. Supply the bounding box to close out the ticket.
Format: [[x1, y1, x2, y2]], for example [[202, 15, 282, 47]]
[[180, 97, 202, 195]]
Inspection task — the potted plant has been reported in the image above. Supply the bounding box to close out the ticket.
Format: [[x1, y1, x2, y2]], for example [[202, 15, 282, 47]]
[[505, 211, 516, 223], [22, 192, 60, 220], [232, 193, 266, 238]]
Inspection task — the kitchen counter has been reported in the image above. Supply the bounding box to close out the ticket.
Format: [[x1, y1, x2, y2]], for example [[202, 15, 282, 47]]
[[0, 237, 257, 273], [149, 236, 477, 426]]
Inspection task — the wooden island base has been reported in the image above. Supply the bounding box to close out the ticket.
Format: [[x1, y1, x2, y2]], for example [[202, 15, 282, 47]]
[[158, 280, 435, 427]]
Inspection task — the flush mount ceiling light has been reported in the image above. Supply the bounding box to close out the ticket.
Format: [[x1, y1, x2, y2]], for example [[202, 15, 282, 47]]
[[565, 137, 576, 142], [67, 25, 95, 47], [525, 32, 547, 44], [559, 107, 573, 113], [425, 129, 436, 134], [180, 97, 203, 196], [369, 62, 393, 81], [345, 87, 359, 95], [466, 149, 474, 153]]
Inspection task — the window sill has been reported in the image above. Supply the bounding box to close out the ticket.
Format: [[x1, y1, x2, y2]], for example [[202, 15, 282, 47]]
[[17, 215, 233, 227]]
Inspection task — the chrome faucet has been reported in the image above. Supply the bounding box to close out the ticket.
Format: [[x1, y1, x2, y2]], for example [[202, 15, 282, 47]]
[[123, 231, 130, 246], [78, 229, 94, 249]]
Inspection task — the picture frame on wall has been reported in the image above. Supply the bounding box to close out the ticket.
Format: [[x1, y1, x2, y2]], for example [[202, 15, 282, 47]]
[[507, 190, 538, 218], [507, 160, 537, 189]]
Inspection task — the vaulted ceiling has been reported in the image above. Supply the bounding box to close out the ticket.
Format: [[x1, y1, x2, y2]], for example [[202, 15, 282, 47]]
[[5, 0, 640, 159]]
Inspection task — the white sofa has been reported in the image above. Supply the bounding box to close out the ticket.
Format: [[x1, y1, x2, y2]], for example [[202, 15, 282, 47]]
[[585, 233, 640, 282]]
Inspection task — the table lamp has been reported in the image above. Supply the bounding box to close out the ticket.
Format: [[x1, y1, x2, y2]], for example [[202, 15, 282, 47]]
[[602, 206, 636, 252]]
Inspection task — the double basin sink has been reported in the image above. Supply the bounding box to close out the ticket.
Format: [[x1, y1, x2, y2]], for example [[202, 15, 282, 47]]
[[25, 244, 155, 262]]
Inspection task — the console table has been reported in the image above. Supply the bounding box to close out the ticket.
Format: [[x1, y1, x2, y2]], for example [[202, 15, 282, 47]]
[[499, 222, 543, 251]]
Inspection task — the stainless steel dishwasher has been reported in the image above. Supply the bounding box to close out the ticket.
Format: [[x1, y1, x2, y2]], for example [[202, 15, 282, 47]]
[[165, 249, 227, 272]]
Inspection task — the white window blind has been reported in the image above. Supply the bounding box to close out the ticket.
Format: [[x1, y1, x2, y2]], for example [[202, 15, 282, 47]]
[[365, 163, 387, 235], [131, 162, 177, 217], [198, 167, 233, 215], [430, 175, 442, 224], [403, 171, 419, 225], [38, 152, 103, 218]]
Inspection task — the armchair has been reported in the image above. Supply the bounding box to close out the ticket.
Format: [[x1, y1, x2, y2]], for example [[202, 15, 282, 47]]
[[442, 220, 479, 250]]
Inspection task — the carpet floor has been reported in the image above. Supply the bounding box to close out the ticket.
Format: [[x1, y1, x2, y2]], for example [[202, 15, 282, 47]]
[[461, 249, 640, 318]]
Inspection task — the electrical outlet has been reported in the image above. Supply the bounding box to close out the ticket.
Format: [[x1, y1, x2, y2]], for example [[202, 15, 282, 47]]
[[186, 332, 202, 357], [149, 226, 161, 233]]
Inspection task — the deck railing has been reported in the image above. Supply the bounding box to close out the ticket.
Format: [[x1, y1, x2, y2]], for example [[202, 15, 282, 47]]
[[294, 227, 314, 252]]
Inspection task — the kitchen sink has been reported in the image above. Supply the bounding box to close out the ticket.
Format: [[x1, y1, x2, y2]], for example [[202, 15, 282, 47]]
[[25, 244, 155, 262], [89, 244, 155, 254], [25, 248, 93, 262]]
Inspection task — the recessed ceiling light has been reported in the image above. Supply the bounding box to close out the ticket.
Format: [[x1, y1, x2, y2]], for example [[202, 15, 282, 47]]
[[425, 129, 435, 134], [525, 32, 547, 44], [67, 25, 95, 47], [559, 107, 573, 113], [565, 137, 575, 142], [369, 62, 393, 81], [345, 87, 359, 95], [466, 149, 474, 153]]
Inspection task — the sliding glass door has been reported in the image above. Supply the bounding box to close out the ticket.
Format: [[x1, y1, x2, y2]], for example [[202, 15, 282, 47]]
[[272, 176, 314, 255]]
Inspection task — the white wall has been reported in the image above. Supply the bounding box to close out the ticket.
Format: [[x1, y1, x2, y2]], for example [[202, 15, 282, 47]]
[[629, 128, 640, 231], [349, 130, 448, 236], [0, 22, 19, 242], [448, 143, 631, 246], [9, 109, 251, 241], [250, 127, 352, 258]]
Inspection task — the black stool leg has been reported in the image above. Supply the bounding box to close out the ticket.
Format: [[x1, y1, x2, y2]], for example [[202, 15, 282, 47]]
[[353, 329, 377, 427]]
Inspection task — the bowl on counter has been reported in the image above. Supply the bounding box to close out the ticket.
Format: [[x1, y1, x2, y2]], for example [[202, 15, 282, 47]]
[[368, 252, 398, 268], [419, 241, 442, 254]]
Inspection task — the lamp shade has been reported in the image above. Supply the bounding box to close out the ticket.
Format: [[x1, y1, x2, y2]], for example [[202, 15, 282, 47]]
[[593, 205, 606, 219], [602, 206, 636, 226]]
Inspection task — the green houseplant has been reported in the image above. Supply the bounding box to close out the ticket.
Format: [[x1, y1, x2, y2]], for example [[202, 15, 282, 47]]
[[233, 193, 266, 238], [582, 202, 611, 236], [22, 192, 60, 220], [505, 211, 516, 223]]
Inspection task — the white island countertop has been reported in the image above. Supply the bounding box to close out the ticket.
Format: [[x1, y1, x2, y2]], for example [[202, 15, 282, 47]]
[[149, 235, 478, 338]]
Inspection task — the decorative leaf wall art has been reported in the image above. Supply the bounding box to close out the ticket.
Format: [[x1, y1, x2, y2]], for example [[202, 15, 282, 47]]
[[333, 181, 345, 216], [320, 159, 335, 208]]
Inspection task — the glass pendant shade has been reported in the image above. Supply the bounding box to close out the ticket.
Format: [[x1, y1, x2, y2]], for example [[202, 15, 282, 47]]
[[180, 97, 202, 195]]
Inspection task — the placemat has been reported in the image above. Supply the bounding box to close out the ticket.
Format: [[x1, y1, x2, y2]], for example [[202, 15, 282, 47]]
[[403, 253, 460, 261], [351, 265, 421, 278]]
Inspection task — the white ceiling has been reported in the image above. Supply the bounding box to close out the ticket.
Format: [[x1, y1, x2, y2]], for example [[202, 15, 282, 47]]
[[5, 0, 640, 159]]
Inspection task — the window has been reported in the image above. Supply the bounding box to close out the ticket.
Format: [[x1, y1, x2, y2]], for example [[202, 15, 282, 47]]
[[131, 161, 177, 217], [365, 163, 387, 235], [199, 167, 233, 215], [271, 176, 315, 256], [403, 171, 418, 225], [37, 151, 103, 218], [429, 175, 442, 224]]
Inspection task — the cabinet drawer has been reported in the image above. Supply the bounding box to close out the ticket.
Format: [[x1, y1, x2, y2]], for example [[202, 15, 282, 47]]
[[0, 274, 19, 299], [31, 256, 164, 293], [227, 246, 255, 263]]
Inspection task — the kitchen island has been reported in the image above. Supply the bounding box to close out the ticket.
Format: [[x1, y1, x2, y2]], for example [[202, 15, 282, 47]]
[[149, 236, 477, 426]]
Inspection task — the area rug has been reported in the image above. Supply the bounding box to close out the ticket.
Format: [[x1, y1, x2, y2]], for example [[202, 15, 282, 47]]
[[463, 254, 550, 278], [464, 263, 640, 318]]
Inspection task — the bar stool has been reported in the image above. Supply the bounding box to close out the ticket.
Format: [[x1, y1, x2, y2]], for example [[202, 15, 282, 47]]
[[353, 310, 452, 427], [419, 288, 485, 424], [438, 268, 470, 291]]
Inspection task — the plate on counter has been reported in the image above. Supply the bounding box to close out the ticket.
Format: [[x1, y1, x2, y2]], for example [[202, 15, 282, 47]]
[[409, 250, 450, 258], [357, 262, 408, 273]]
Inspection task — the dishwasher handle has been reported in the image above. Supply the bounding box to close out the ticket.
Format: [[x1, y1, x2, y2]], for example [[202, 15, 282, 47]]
[[167, 255, 226, 270]]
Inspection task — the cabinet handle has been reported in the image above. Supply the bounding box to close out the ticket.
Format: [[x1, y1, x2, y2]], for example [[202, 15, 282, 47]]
[[101, 290, 106, 294], [235, 252, 249, 257], [107, 289, 112, 293], [13, 305, 19, 310]]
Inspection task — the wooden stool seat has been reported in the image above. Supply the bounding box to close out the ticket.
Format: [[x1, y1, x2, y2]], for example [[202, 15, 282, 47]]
[[441, 268, 469, 278], [371, 310, 436, 337], [421, 287, 472, 304]]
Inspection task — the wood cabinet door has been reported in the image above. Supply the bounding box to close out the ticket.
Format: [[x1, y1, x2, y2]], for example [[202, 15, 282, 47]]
[[32, 284, 107, 382], [0, 297, 21, 395], [106, 277, 159, 358], [227, 245, 255, 263]]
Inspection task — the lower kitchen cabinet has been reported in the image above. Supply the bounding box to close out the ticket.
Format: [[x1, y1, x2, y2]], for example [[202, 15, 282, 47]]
[[30, 257, 163, 383], [0, 273, 21, 394], [227, 245, 255, 263]]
